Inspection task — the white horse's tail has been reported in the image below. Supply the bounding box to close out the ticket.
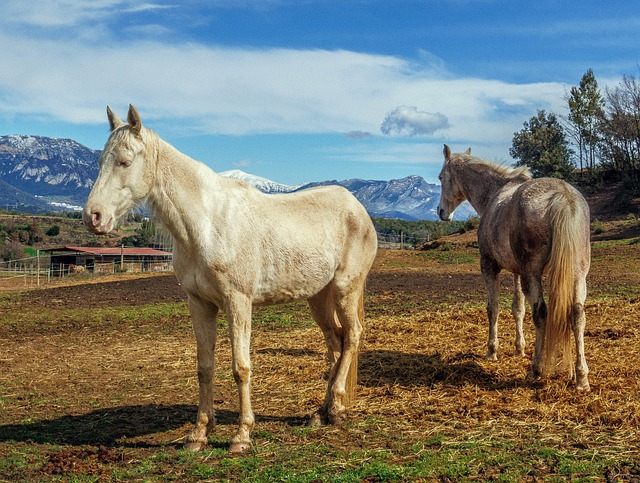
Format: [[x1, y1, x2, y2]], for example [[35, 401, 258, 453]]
[[544, 192, 581, 377]]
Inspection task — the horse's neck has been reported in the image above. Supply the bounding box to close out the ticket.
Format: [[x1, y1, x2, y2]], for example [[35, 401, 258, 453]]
[[147, 139, 221, 247], [460, 166, 519, 215]]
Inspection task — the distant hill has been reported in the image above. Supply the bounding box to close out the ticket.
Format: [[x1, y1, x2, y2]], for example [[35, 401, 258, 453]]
[[0, 135, 99, 212], [1, 135, 475, 220]]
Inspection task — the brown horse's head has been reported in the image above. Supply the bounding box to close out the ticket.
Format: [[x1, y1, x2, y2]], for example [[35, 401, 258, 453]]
[[437, 144, 471, 221], [83, 105, 156, 234]]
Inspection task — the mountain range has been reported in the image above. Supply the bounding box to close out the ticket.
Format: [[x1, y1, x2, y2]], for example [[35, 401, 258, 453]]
[[0, 135, 475, 221]]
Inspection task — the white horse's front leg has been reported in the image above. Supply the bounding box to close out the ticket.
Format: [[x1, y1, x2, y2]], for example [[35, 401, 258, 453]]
[[184, 296, 219, 452], [512, 275, 526, 357], [226, 295, 255, 453]]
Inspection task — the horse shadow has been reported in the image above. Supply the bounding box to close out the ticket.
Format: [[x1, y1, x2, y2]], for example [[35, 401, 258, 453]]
[[358, 350, 523, 390], [0, 404, 303, 449]]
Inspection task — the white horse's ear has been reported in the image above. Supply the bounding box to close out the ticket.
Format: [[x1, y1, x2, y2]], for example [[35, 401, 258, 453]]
[[107, 106, 124, 132], [443, 144, 452, 160], [127, 104, 142, 135], [465, 148, 471, 155]]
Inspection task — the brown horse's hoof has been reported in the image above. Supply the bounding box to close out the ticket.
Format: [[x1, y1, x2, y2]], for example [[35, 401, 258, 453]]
[[525, 370, 541, 382], [576, 380, 591, 392], [229, 441, 252, 453]]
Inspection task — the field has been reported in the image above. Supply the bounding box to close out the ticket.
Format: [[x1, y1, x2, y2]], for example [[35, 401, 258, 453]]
[[1, 224, 640, 482]]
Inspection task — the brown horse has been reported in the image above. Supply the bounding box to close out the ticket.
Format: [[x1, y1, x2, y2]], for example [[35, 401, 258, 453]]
[[437, 145, 591, 391]]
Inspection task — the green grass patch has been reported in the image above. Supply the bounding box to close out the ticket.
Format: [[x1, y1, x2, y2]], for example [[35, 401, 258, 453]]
[[417, 249, 478, 265]]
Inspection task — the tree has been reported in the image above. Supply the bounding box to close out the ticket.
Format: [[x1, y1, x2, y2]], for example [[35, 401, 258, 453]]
[[566, 69, 605, 177], [599, 73, 640, 188], [510, 110, 574, 178]]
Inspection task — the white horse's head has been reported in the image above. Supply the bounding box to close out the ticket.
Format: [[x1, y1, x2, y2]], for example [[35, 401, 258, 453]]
[[83, 105, 155, 234], [437, 144, 470, 222]]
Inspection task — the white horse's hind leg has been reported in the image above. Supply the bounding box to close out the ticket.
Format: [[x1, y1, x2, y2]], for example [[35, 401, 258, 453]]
[[307, 289, 343, 426], [184, 296, 219, 452], [573, 277, 590, 391], [226, 295, 255, 453], [512, 275, 526, 357], [326, 286, 363, 424]]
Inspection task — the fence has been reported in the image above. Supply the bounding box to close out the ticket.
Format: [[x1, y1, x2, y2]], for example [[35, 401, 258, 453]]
[[376, 231, 432, 249], [0, 252, 173, 291]]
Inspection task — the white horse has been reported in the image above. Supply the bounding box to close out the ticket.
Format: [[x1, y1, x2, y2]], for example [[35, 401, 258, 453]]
[[83, 105, 378, 452], [437, 145, 591, 391]]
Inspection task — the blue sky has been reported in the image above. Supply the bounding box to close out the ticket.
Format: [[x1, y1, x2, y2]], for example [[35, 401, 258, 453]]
[[1, 1, 639, 185]]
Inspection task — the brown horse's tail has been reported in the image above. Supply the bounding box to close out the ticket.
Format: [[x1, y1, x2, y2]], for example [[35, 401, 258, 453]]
[[544, 192, 581, 377]]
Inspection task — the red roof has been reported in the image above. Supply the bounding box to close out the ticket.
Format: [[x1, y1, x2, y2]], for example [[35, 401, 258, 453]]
[[43, 246, 172, 256]]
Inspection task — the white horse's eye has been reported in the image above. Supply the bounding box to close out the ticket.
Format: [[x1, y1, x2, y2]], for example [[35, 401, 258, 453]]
[[117, 156, 132, 167]]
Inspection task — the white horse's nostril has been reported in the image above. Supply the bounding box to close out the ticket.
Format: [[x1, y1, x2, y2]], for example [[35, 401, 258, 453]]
[[91, 210, 102, 227]]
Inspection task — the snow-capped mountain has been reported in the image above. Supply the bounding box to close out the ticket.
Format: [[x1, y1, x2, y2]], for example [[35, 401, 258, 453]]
[[221, 169, 476, 221], [0, 135, 99, 211], [219, 169, 301, 193], [0, 136, 475, 220]]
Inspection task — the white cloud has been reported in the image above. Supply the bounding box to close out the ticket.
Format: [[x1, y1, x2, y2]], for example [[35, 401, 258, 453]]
[[380, 106, 449, 137], [0, 0, 147, 27], [0, 0, 576, 173], [0, 32, 567, 141]]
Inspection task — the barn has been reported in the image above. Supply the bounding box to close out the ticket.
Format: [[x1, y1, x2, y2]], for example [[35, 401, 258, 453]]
[[41, 246, 173, 276]]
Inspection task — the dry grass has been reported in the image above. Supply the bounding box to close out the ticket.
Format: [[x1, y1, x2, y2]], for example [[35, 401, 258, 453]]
[[1, 240, 639, 481]]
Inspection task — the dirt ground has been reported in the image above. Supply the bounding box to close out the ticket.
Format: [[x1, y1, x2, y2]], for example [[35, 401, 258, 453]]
[[1, 233, 640, 481]]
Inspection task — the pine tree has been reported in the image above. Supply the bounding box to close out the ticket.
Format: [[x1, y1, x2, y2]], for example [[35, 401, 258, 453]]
[[567, 69, 605, 177]]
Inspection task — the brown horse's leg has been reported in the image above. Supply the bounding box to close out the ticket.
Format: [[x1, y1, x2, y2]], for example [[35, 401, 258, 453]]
[[512, 275, 526, 357], [481, 257, 501, 361], [521, 274, 546, 380], [184, 296, 219, 452], [573, 277, 590, 391], [226, 295, 255, 453]]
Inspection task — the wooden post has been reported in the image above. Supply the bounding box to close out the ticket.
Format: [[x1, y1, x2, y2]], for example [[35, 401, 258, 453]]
[[36, 249, 40, 287]]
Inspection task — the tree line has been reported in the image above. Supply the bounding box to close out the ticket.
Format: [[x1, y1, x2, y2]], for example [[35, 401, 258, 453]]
[[510, 68, 640, 191]]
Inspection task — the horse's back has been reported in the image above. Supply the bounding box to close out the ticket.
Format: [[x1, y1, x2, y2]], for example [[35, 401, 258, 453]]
[[177, 179, 377, 306]]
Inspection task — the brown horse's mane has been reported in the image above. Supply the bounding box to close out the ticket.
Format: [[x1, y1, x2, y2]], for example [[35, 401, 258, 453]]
[[460, 154, 532, 180]]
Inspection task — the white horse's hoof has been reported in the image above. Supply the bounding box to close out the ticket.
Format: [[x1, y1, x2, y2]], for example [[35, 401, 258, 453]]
[[183, 440, 206, 452], [484, 352, 498, 361], [229, 441, 252, 453], [308, 413, 323, 427]]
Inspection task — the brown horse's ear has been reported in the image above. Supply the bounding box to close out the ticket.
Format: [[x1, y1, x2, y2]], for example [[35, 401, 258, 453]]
[[443, 144, 452, 161], [107, 106, 124, 132], [465, 148, 471, 155], [127, 104, 142, 135]]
